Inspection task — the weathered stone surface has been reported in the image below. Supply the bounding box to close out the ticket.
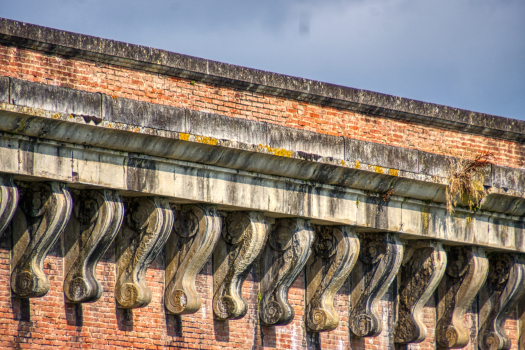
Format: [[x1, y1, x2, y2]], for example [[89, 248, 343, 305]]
[[305, 226, 359, 332], [259, 218, 314, 326], [165, 204, 221, 314], [478, 254, 525, 350], [18, 139, 73, 182], [0, 174, 18, 237], [0, 76, 8, 103], [394, 240, 447, 344], [268, 123, 344, 161], [115, 197, 173, 309], [345, 138, 418, 173], [10, 78, 101, 119], [436, 246, 489, 349], [187, 109, 267, 146], [63, 189, 124, 303], [349, 232, 403, 337], [103, 95, 185, 131], [11, 182, 72, 298], [492, 166, 525, 193], [213, 211, 268, 320]]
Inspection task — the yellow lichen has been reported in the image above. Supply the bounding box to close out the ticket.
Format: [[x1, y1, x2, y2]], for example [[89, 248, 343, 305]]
[[355, 160, 360, 169], [179, 133, 191, 141], [196, 136, 218, 145], [372, 166, 384, 174], [389, 169, 399, 176], [260, 144, 293, 158], [53, 114, 60, 119], [341, 160, 346, 166]]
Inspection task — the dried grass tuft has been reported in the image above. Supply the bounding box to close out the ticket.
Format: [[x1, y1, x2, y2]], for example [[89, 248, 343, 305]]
[[446, 152, 493, 213]]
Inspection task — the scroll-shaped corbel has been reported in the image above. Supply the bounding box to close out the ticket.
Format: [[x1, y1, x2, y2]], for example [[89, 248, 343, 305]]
[[115, 197, 173, 309], [213, 211, 268, 320], [349, 233, 403, 337], [165, 205, 221, 314], [478, 254, 525, 350], [394, 240, 447, 344], [305, 226, 359, 332], [11, 182, 72, 298], [259, 218, 314, 326], [63, 190, 124, 303], [436, 246, 488, 349], [0, 174, 18, 237]]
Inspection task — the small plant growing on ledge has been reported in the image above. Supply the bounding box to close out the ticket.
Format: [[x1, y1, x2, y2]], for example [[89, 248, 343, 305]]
[[446, 152, 493, 213]]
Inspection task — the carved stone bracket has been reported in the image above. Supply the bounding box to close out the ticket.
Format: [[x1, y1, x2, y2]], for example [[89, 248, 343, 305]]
[[394, 240, 447, 344], [0, 174, 18, 237], [11, 182, 72, 298], [213, 211, 268, 320], [436, 246, 488, 349], [165, 204, 221, 314], [64, 189, 124, 303], [259, 218, 314, 326], [478, 253, 525, 350], [115, 197, 173, 309], [349, 232, 403, 337], [305, 225, 359, 332]]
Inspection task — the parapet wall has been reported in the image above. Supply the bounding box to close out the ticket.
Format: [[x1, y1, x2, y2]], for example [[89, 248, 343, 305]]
[[0, 18, 524, 350]]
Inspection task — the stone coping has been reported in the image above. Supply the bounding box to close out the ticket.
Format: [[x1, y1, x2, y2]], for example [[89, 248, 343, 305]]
[[0, 77, 524, 217], [1, 17, 524, 142]]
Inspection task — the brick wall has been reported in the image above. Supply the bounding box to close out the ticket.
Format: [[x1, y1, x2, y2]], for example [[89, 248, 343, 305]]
[[0, 42, 522, 350]]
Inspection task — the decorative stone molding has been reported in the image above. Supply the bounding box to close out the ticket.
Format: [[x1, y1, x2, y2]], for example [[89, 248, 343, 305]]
[[349, 232, 403, 337], [436, 246, 489, 349], [478, 254, 525, 350], [165, 204, 221, 314], [11, 182, 72, 298], [259, 218, 314, 326], [0, 174, 18, 237], [213, 211, 268, 320], [305, 226, 359, 332], [115, 197, 173, 309], [63, 189, 124, 303], [394, 240, 447, 344]]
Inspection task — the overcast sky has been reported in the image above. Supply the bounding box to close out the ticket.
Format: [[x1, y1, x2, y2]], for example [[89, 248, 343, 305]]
[[2, 0, 524, 120]]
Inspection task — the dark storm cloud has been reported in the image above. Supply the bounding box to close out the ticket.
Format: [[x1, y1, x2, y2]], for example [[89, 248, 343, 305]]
[[1, 0, 524, 119]]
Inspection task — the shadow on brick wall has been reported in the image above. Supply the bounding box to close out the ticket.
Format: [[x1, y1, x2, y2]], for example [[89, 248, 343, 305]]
[[213, 318, 230, 342]]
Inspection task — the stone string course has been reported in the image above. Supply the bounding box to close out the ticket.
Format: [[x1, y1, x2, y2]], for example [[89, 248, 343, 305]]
[[0, 19, 524, 350]]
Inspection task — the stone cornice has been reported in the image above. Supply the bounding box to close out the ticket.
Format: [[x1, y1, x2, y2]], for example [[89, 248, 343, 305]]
[[0, 18, 524, 142], [0, 77, 524, 218]]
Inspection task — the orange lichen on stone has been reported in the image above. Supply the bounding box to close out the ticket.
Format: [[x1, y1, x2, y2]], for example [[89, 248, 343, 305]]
[[259, 144, 294, 158], [196, 136, 218, 145], [372, 166, 384, 174], [179, 133, 190, 141]]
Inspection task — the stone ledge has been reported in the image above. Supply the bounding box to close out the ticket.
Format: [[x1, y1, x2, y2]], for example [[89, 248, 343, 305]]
[[1, 18, 525, 142], [1, 78, 524, 216], [1, 132, 524, 253], [0, 105, 524, 219]]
